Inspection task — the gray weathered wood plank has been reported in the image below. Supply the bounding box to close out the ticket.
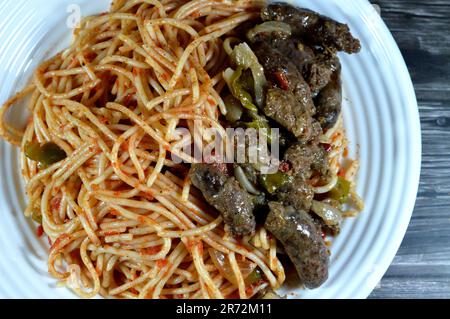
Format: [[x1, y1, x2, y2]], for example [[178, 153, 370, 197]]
[[369, 0, 450, 299]]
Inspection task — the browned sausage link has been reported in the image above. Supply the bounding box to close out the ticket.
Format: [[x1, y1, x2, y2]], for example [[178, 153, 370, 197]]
[[189, 164, 256, 236], [314, 60, 342, 130], [304, 54, 340, 97], [261, 3, 361, 54], [265, 202, 329, 289], [252, 41, 321, 143]]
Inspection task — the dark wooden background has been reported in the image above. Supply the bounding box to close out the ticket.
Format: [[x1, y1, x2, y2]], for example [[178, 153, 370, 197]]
[[369, 0, 450, 298]]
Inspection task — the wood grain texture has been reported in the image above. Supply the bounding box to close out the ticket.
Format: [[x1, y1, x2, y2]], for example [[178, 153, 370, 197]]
[[368, 0, 450, 299]]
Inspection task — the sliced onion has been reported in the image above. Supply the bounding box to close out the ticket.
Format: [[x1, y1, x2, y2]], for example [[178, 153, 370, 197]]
[[230, 43, 267, 108], [224, 95, 243, 122], [223, 37, 241, 56], [247, 21, 292, 42], [234, 165, 261, 195], [208, 249, 256, 285], [311, 200, 343, 227], [223, 67, 234, 81], [313, 174, 338, 194]]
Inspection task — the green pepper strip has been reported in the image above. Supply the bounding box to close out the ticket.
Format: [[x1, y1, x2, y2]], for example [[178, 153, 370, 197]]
[[260, 172, 293, 194], [230, 67, 258, 112], [25, 142, 67, 166], [329, 177, 351, 204]]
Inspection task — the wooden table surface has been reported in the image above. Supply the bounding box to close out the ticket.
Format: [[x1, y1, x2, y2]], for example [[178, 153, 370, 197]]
[[368, 0, 450, 299]]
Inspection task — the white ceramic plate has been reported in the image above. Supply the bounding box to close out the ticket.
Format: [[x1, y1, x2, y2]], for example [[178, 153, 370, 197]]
[[0, 0, 421, 299]]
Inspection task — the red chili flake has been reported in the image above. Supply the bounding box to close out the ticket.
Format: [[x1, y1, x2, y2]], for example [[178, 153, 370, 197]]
[[122, 93, 134, 107], [130, 288, 139, 295], [36, 226, 44, 238], [137, 216, 146, 224], [343, 147, 349, 157], [50, 197, 61, 212], [279, 161, 291, 173], [322, 143, 332, 152], [160, 72, 169, 81], [274, 72, 289, 91], [337, 168, 346, 178], [143, 192, 154, 201], [99, 116, 108, 124], [120, 141, 129, 151], [141, 245, 162, 255], [47, 236, 52, 246], [156, 259, 168, 268], [95, 264, 102, 276]]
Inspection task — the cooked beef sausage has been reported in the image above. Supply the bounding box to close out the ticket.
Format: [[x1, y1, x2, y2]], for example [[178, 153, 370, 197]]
[[304, 53, 340, 97], [189, 164, 256, 236], [261, 3, 361, 54], [314, 60, 342, 130], [275, 175, 314, 211], [252, 40, 315, 115], [264, 88, 321, 142], [265, 202, 329, 289], [268, 38, 316, 72], [284, 142, 328, 178]]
